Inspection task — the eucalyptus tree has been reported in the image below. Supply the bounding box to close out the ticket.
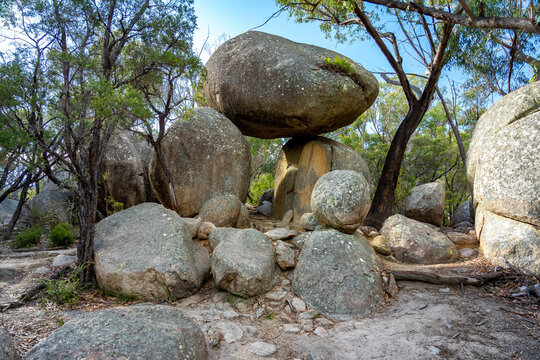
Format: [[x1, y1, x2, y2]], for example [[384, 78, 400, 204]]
[[275, 0, 539, 228], [1, 0, 199, 283]]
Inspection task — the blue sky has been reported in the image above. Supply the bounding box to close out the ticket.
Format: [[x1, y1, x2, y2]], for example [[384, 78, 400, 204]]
[[193, 0, 391, 74]]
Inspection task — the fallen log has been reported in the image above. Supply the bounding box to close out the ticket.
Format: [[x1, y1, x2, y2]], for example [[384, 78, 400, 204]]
[[0, 265, 71, 312], [390, 268, 503, 285]]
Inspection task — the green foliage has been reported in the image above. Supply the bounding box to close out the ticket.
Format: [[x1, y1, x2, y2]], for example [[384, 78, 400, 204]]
[[319, 56, 365, 87], [265, 312, 276, 320], [42, 264, 87, 306], [249, 173, 274, 206], [49, 222, 74, 247], [11, 225, 43, 249], [106, 196, 124, 214]]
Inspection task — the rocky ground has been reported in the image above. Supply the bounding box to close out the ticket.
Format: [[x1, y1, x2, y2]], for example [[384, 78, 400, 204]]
[[1, 224, 539, 360]]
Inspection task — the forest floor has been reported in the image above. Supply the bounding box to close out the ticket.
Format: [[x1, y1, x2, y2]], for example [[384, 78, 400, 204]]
[[1, 225, 539, 360]]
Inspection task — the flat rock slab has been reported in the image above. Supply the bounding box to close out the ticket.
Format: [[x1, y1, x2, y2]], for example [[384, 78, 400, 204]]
[[264, 228, 300, 240], [24, 304, 208, 360]]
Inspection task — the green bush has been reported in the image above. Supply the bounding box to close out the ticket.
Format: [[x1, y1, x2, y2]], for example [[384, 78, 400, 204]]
[[42, 264, 86, 306], [249, 173, 274, 206], [11, 225, 43, 249], [49, 222, 74, 247]]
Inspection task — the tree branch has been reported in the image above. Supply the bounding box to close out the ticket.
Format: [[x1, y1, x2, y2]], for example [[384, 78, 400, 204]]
[[364, 0, 540, 34]]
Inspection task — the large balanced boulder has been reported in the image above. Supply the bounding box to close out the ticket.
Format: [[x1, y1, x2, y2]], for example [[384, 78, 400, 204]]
[[211, 228, 277, 297], [149, 107, 251, 217], [202, 31, 378, 139], [272, 136, 370, 222], [94, 203, 210, 301], [466, 82, 540, 276], [311, 170, 371, 234], [24, 304, 208, 360], [99, 131, 147, 213], [380, 215, 458, 264], [404, 182, 445, 227], [293, 229, 383, 320]]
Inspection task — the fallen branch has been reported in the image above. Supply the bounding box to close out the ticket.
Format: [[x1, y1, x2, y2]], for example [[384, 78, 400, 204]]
[[0, 265, 71, 312], [390, 268, 503, 285]]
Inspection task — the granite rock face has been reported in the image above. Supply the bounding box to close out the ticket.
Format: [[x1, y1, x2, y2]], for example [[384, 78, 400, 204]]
[[1, 326, 17, 360], [149, 107, 251, 217], [94, 203, 210, 301], [466, 82, 540, 275], [477, 205, 540, 276], [203, 31, 378, 138], [99, 131, 147, 213], [404, 182, 445, 227], [24, 304, 208, 360], [293, 229, 383, 320], [380, 215, 458, 264], [198, 194, 245, 228], [272, 136, 370, 222], [311, 170, 371, 234]]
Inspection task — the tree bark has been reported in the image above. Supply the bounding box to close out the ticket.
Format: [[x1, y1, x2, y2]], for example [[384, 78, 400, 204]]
[[6, 179, 31, 237]]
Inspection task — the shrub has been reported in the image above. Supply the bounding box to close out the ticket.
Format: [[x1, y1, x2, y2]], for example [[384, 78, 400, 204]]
[[42, 264, 86, 306], [49, 222, 74, 247], [11, 225, 43, 249], [249, 173, 274, 206]]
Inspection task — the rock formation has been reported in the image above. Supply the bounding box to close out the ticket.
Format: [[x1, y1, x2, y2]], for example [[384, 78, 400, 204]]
[[202, 31, 378, 138], [272, 136, 370, 222], [149, 107, 251, 217], [466, 82, 540, 276]]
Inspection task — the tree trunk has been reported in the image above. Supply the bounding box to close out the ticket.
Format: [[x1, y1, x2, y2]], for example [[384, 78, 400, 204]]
[[363, 101, 429, 229], [77, 182, 98, 284], [6, 180, 31, 237]]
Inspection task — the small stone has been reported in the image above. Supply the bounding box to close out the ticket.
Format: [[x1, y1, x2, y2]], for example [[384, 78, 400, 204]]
[[360, 226, 378, 236], [281, 210, 294, 223], [266, 290, 287, 302], [198, 221, 216, 240], [439, 287, 450, 293], [280, 278, 291, 289], [292, 233, 309, 250], [235, 302, 248, 313], [313, 326, 328, 337], [223, 310, 239, 319], [216, 321, 243, 344], [298, 309, 319, 320], [268, 301, 281, 308], [283, 324, 301, 333], [315, 317, 334, 327], [300, 213, 318, 231], [276, 240, 296, 270], [428, 345, 441, 355], [255, 308, 264, 319], [205, 326, 221, 348], [367, 231, 379, 237], [459, 248, 478, 259], [183, 217, 202, 238], [370, 235, 392, 256], [265, 228, 300, 240], [446, 232, 478, 246], [34, 267, 51, 275], [300, 320, 314, 332], [52, 254, 76, 267], [385, 273, 399, 297], [291, 297, 306, 313], [243, 325, 258, 337], [257, 201, 272, 216], [249, 341, 276, 357]]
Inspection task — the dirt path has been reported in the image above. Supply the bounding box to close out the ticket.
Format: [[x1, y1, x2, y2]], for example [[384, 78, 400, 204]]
[[1, 250, 538, 359]]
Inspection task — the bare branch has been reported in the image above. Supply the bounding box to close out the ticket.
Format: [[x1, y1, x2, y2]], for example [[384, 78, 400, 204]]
[[364, 0, 540, 34]]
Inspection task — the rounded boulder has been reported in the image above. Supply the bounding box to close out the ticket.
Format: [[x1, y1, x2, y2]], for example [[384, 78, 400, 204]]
[[311, 170, 371, 234], [202, 31, 378, 139], [149, 107, 251, 217]]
